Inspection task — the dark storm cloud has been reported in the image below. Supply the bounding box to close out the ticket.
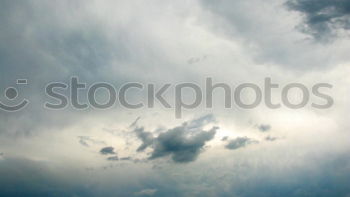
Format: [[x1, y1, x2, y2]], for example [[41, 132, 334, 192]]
[[225, 137, 259, 150], [149, 126, 218, 163], [286, 0, 350, 39], [120, 157, 133, 161], [100, 147, 116, 155], [133, 115, 218, 163]]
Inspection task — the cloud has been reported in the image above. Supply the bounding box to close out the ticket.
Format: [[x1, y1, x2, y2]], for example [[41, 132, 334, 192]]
[[134, 189, 157, 196], [133, 115, 218, 163], [265, 136, 278, 141], [149, 126, 218, 163], [78, 136, 106, 147], [187, 55, 208, 65], [107, 156, 119, 161], [134, 127, 154, 152], [223, 153, 350, 197], [1, 1, 350, 196], [0, 157, 95, 197], [130, 117, 141, 128], [120, 157, 133, 161], [225, 137, 259, 150], [199, 0, 350, 69], [0, 0, 122, 137], [257, 124, 271, 132], [100, 147, 116, 155], [187, 114, 216, 129], [286, 0, 350, 40], [221, 136, 229, 141], [2, 153, 350, 197]]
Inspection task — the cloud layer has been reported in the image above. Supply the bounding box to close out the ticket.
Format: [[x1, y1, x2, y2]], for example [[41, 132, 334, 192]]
[[1, 0, 350, 196], [287, 0, 350, 39]]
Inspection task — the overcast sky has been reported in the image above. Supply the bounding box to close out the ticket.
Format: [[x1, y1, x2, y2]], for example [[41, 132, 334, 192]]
[[1, 0, 350, 196]]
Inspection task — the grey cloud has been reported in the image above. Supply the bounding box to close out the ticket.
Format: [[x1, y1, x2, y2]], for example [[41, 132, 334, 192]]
[[224, 154, 350, 197], [2, 1, 350, 196], [133, 158, 148, 164], [2, 153, 350, 197], [265, 136, 278, 141], [79, 139, 89, 147], [149, 126, 217, 163], [200, 0, 350, 69], [225, 137, 259, 150], [0, 157, 162, 197], [221, 136, 229, 141], [286, 0, 350, 40], [130, 117, 141, 128], [0, 0, 179, 137], [187, 114, 216, 129], [107, 156, 119, 161], [78, 136, 106, 147], [258, 124, 271, 132], [134, 127, 154, 152], [0, 0, 120, 137], [0, 157, 95, 197], [100, 147, 116, 155], [133, 115, 218, 163], [107, 156, 145, 163], [187, 55, 208, 65]]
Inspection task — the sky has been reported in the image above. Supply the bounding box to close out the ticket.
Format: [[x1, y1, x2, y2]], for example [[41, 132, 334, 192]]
[[1, 0, 350, 196]]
